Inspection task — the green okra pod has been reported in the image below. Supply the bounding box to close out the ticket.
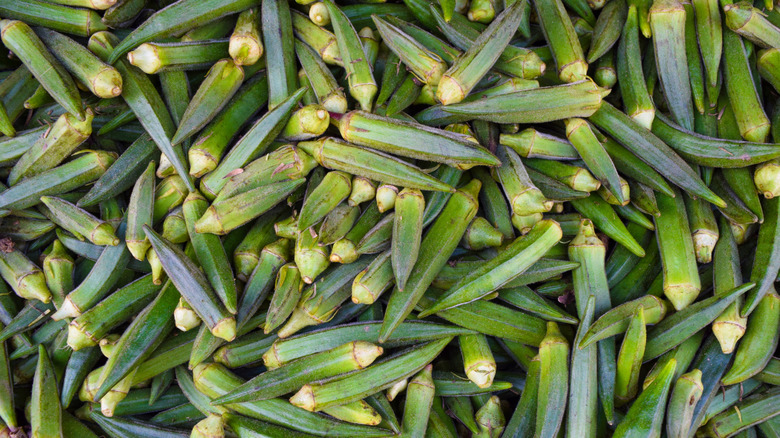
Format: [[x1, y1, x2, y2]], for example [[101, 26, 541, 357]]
[[422, 220, 561, 316], [613, 358, 677, 437], [125, 161, 155, 261], [655, 188, 701, 311], [289, 338, 449, 411], [40, 196, 118, 247], [435, 2, 525, 104], [589, 102, 725, 207], [666, 369, 703, 438], [183, 191, 238, 315], [723, 28, 770, 143], [264, 263, 303, 334], [199, 87, 306, 199], [649, 0, 693, 130], [171, 58, 245, 146], [230, 8, 262, 66], [372, 15, 447, 88], [615, 307, 646, 405], [187, 72, 269, 178], [36, 27, 122, 100], [722, 289, 780, 385], [534, 0, 587, 82], [536, 322, 568, 438], [391, 188, 424, 291], [214, 341, 383, 405], [31, 345, 63, 438], [0, 19, 84, 120], [324, 0, 376, 111], [145, 227, 235, 342], [127, 39, 230, 74], [379, 180, 480, 341], [333, 110, 500, 170], [193, 362, 390, 437], [644, 283, 753, 360], [90, 31, 193, 192]]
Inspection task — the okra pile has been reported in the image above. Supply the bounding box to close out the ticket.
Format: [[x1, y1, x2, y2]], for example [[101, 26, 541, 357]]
[[1, 0, 780, 436]]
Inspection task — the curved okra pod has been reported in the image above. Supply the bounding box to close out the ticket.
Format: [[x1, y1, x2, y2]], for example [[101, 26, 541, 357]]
[[721, 289, 780, 385], [379, 180, 480, 342], [500, 129, 580, 161], [127, 39, 230, 75], [264, 263, 303, 333], [615, 307, 646, 405], [613, 358, 676, 437]]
